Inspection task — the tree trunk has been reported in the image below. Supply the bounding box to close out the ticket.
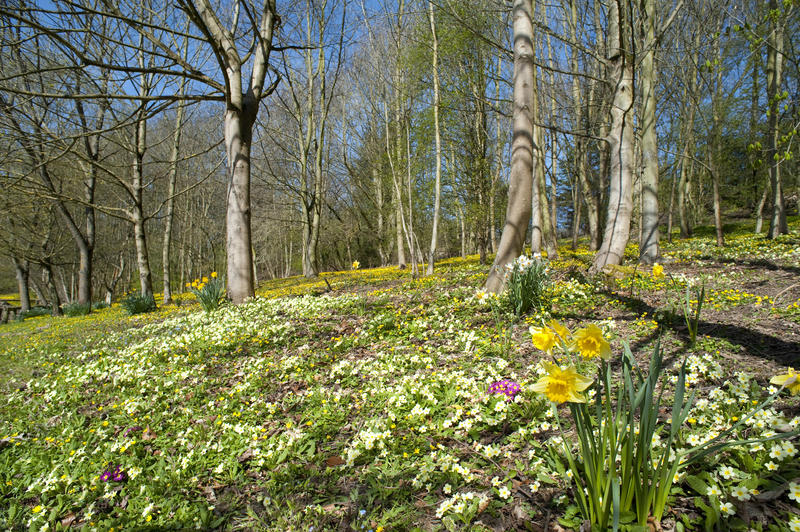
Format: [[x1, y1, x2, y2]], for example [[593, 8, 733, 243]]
[[162, 101, 185, 304], [530, 12, 543, 254], [490, 56, 504, 255], [162, 33, 189, 304], [638, 0, 659, 264], [13, 258, 31, 312], [569, 0, 600, 251], [677, 104, 695, 238], [591, 0, 634, 273], [405, 118, 419, 277], [30, 272, 48, 307], [571, 177, 582, 250], [426, 0, 442, 275], [766, 0, 788, 238], [532, 60, 557, 259], [710, 27, 725, 247], [373, 167, 387, 265], [667, 166, 676, 243], [755, 184, 770, 234], [43, 263, 62, 316], [486, 0, 534, 293], [224, 106, 257, 303]]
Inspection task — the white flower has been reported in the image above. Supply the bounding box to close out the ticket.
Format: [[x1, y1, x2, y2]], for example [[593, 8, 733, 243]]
[[719, 502, 735, 516], [443, 483, 452, 494], [782, 441, 797, 457], [498, 486, 511, 499], [706, 485, 722, 497], [788, 482, 800, 503], [718, 465, 735, 479], [731, 486, 751, 501]]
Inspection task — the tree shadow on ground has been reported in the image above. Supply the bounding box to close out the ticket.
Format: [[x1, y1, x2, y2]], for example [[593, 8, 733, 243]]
[[708, 257, 800, 277], [597, 291, 800, 367]]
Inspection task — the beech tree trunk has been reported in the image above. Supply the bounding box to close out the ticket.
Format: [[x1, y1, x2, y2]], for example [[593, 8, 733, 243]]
[[591, 0, 634, 273], [677, 88, 695, 238], [766, 0, 788, 238], [225, 106, 257, 302], [43, 263, 62, 316], [486, 0, 534, 293], [638, 0, 660, 264], [131, 42, 155, 299], [13, 258, 31, 312], [709, 25, 725, 247], [569, 0, 600, 251]]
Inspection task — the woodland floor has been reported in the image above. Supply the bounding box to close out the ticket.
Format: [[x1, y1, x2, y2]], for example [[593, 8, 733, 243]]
[[1, 218, 799, 531]]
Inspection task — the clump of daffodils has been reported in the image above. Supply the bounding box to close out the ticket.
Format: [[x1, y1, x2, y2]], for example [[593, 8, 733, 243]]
[[529, 320, 611, 404], [188, 272, 225, 312], [527, 319, 800, 530]]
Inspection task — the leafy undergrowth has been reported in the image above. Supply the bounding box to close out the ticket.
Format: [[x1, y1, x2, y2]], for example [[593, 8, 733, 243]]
[[1, 221, 800, 531]]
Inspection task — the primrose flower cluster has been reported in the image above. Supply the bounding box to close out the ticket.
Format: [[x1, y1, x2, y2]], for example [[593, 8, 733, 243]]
[[487, 379, 520, 401], [99, 464, 127, 483]]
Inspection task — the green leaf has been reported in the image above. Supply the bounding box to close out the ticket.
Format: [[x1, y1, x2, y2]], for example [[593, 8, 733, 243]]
[[686, 475, 709, 496]]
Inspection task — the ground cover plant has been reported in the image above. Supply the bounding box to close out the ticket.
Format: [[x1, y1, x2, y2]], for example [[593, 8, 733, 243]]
[[1, 220, 800, 531]]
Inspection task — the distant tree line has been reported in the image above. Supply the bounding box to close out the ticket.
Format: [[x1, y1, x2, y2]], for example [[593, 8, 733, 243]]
[[0, 0, 797, 311]]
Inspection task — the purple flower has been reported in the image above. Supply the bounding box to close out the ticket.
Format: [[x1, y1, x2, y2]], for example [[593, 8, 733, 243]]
[[112, 465, 128, 482], [100, 464, 127, 483], [488, 379, 521, 401]]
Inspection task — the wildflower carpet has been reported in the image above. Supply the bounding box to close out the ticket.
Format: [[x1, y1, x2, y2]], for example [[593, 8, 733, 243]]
[[1, 221, 800, 531]]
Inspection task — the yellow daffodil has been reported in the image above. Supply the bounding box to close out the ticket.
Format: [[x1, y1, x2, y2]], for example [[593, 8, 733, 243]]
[[211, 271, 217, 278], [571, 324, 611, 361], [185, 282, 191, 288], [352, 260, 360, 269], [770, 368, 800, 395], [202, 276, 209, 283], [652, 263, 664, 279], [530, 326, 556, 353], [531, 362, 593, 404], [548, 319, 570, 341]]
